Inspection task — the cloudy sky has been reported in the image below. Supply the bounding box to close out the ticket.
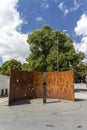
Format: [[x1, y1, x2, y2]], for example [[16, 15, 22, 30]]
[[0, 0, 87, 65]]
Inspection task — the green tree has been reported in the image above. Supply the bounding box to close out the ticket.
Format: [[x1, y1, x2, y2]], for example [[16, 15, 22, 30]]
[[22, 63, 30, 71], [27, 24, 85, 75], [0, 66, 1, 72], [0, 59, 22, 76], [74, 62, 87, 83]]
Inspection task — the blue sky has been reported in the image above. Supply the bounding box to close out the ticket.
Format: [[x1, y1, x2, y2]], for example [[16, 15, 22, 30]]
[[17, 0, 87, 40], [0, 0, 87, 65]]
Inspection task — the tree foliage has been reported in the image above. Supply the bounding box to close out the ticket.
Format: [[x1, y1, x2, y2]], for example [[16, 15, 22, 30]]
[[74, 62, 87, 83], [21, 63, 30, 71], [0, 59, 22, 76], [26, 24, 85, 77]]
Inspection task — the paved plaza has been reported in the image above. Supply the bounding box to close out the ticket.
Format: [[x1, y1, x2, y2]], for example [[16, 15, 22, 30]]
[[0, 84, 87, 130]]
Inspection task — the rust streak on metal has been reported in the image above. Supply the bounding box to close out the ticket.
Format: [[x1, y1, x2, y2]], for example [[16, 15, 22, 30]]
[[46, 71, 75, 101], [8, 69, 43, 105], [8, 70, 74, 106]]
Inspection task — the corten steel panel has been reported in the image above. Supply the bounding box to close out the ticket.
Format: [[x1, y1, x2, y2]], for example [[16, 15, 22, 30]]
[[8, 69, 43, 106], [46, 71, 74, 101]]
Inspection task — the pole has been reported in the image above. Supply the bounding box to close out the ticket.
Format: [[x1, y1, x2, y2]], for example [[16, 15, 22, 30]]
[[43, 72, 46, 104], [56, 30, 68, 71], [57, 35, 59, 71]]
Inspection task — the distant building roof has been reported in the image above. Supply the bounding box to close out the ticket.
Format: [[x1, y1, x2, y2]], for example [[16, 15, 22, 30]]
[[0, 74, 9, 81]]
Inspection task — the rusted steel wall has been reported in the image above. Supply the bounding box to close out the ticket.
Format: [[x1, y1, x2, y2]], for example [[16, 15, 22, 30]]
[[9, 70, 74, 105], [9, 69, 43, 105], [46, 71, 74, 101]]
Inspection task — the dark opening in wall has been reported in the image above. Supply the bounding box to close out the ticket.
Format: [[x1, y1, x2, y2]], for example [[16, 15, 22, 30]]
[[1, 89, 4, 96], [5, 89, 8, 96]]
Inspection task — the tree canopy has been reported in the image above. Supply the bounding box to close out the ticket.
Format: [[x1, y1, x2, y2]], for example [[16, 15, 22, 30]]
[[0, 59, 22, 76], [26, 24, 85, 74]]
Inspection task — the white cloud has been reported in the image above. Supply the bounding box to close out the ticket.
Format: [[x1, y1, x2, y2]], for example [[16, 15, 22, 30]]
[[74, 0, 80, 9], [70, 0, 80, 11], [36, 17, 43, 21], [64, 9, 69, 16], [58, 0, 80, 16], [74, 13, 87, 56], [36, 16, 44, 22], [45, 4, 49, 9], [58, 2, 69, 16], [74, 14, 87, 36], [0, 0, 29, 64], [41, 0, 49, 9], [58, 2, 63, 10]]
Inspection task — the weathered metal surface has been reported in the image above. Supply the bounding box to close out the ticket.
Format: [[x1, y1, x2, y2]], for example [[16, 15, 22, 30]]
[[46, 71, 75, 101], [9, 70, 74, 105], [9, 69, 43, 105]]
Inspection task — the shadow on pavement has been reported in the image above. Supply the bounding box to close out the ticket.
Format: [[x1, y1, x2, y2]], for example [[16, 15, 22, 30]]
[[46, 100, 61, 104], [75, 98, 87, 102], [11, 99, 31, 106], [75, 88, 87, 93]]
